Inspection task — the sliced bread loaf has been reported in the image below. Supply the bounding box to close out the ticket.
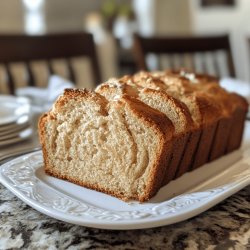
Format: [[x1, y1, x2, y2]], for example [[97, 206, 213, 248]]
[[38, 70, 248, 202]]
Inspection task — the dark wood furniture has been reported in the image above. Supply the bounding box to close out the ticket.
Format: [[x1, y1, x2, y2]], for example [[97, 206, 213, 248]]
[[133, 34, 235, 77], [0, 33, 101, 94], [201, 0, 235, 7]]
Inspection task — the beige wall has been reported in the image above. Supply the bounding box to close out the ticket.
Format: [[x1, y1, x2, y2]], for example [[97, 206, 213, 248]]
[[154, 0, 193, 35], [190, 0, 250, 81], [0, 0, 101, 34], [44, 0, 100, 33], [0, 0, 24, 33]]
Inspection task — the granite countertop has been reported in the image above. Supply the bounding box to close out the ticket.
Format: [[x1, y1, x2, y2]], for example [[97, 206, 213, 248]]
[[0, 182, 249, 250]]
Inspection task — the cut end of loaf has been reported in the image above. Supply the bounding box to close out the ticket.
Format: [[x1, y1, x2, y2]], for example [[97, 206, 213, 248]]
[[39, 88, 174, 202]]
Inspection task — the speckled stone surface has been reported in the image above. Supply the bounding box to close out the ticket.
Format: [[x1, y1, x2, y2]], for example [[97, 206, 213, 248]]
[[0, 183, 249, 250]]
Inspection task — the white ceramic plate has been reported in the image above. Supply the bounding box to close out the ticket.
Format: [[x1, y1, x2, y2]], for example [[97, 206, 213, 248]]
[[0, 95, 31, 126], [0, 116, 30, 133], [0, 127, 33, 147], [0, 122, 31, 138], [0, 148, 249, 230]]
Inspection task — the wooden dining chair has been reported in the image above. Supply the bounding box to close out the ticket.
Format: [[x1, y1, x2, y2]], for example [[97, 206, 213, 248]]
[[133, 34, 235, 78], [0, 32, 101, 95]]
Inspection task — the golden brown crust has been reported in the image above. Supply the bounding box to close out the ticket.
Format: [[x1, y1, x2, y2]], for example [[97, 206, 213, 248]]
[[54, 88, 108, 113], [140, 88, 195, 131], [38, 113, 51, 175], [194, 94, 222, 125], [45, 168, 135, 201]]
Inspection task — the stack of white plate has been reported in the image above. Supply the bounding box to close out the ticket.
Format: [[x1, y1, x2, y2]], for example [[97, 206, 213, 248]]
[[0, 95, 33, 147]]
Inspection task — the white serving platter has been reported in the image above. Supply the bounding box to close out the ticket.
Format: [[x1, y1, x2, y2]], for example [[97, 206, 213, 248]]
[[0, 147, 249, 230], [0, 95, 30, 126], [0, 127, 33, 147]]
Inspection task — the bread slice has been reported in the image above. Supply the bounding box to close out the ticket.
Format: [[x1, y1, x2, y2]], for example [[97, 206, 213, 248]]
[[39, 88, 174, 202], [96, 78, 194, 186]]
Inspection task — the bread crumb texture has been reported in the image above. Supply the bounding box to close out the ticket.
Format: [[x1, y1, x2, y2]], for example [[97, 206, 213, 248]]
[[39, 88, 173, 201]]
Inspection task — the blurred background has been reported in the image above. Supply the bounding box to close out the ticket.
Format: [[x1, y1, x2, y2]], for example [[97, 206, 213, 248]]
[[1, 0, 250, 91]]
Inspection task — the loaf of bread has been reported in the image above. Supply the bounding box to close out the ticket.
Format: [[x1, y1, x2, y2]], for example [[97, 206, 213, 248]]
[[39, 70, 249, 202]]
